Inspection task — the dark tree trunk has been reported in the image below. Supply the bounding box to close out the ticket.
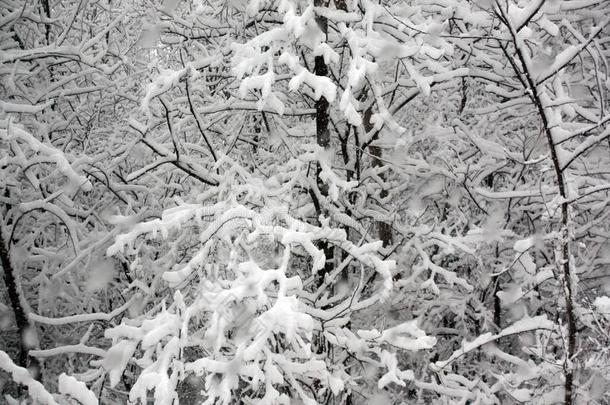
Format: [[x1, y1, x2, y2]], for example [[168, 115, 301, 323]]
[[312, 0, 334, 284], [0, 221, 41, 381], [363, 107, 393, 248], [41, 0, 51, 44]]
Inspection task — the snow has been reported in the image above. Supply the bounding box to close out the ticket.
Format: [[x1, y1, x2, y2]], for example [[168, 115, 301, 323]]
[[339, 89, 362, 126], [357, 320, 436, 353], [368, 393, 392, 405], [537, 45, 578, 78], [404, 61, 432, 96], [103, 340, 139, 387], [141, 68, 186, 114], [4, 124, 92, 192], [128, 118, 147, 134], [0, 350, 59, 405], [29, 296, 137, 326], [593, 296, 610, 320], [560, 126, 610, 170], [508, 388, 531, 402], [162, 243, 211, 286], [0, 99, 53, 114], [378, 350, 414, 389], [433, 316, 555, 371], [86, 259, 115, 291], [283, 4, 314, 39], [327, 372, 344, 395], [538, 17, 559, 36], [499, 316, 555, 337], [29, 344, 106, 359], [3, 2, 604, 403], [22, 326, 39, 349], [58, 374, 98, 405], [507, 0, 545, 32], [162, 0, 180, 13], [313, 7, 361, 23], [140, 23, 161, 49], [496, 284, 523, 305], [301, 145, 358, 201], [555, 145, 572, 169], [255, 296, 314, 343], [0, 302, 10, 330], [378, 320, 437, 351], [516, 252, 536, 274], [313, 43, 340, 65], [287, 69, 337, 103], [19, 200, 80, 254], [107, 202, 231, 256], [239, 70, 277, 105], [513, 237, 534, 253]]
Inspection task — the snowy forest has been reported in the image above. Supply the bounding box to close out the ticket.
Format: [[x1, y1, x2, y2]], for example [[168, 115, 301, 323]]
[[1, 0, 609, 404]]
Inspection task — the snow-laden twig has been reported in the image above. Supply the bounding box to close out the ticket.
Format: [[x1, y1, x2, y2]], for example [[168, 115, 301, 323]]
[[0, 350, 59, 405], [2, 122, 92, 192], [29, 344, 106, 358], [431, 315, 555, 371], [58, 373, 98, 405], [29, 295, 136, 325]]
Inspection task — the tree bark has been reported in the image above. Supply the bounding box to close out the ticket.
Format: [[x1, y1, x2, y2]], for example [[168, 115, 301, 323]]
[[312, 0, 333, 283], [363, 107, 393, 247], [497, 6, 577, 402], [0, 220, 41, 381], [41, 0, 51, 45]]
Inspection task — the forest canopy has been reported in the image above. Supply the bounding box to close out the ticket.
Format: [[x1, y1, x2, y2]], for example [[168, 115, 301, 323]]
[[0, 0, 609, 404]]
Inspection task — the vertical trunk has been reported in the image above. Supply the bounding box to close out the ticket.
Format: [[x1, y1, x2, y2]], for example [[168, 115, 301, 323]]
[[492, 241, 502, 330], [311, 3, 334, 362], [499, 8, 577, 401], [312, 0, 333, 282], [363, 107, 393, 247], [314, 64, 330, 149], [560, 204, 575, 405], [41, 0, 51, 44], [0, 221, 41, 381], [314, 0, 331, 149], [525, 66, 575, 405]]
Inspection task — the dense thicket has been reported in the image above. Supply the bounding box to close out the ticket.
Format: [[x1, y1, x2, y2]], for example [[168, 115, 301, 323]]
[[1, 0, 609, 404]]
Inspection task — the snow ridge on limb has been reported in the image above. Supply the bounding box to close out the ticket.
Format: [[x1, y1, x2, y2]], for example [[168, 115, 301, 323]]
[[0, 350, 58, 405], [58, 373, 98, 405], [431, 315, 555, 371], [1, 121, 92, 192]]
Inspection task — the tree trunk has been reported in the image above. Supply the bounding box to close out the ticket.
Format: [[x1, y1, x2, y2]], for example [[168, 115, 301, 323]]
[[312, 0, 333, 283], [498, 6, 577, 402], [0, 220, 41, 381], [363, 107, 393, 247]]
